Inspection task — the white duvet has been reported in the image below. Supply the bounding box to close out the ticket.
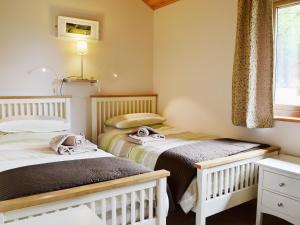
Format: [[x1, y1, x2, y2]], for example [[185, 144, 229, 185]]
[[0, 132, 113, 173]]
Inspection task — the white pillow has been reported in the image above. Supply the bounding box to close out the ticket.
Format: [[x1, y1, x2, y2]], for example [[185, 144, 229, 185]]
[[105, 113, 166, 129], [0, 119, 70, 133]]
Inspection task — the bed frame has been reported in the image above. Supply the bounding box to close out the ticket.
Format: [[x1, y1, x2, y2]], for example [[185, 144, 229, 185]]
[[91, 94, 280, 225], [0, 96, 169, 225]]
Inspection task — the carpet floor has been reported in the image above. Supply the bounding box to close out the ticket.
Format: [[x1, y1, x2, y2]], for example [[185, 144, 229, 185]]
[[167, 201, 292, 225]]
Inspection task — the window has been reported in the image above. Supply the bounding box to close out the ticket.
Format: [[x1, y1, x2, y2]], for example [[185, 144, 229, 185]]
[[274, 0, 300, 121]]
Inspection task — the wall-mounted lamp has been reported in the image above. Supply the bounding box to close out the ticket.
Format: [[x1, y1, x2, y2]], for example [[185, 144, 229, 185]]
[[76, 41, 88, 80]]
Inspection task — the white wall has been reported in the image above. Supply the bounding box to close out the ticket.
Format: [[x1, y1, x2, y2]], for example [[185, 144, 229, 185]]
[[154, 0, 300, 156], [2, 0, 300, 156], [0, 0, 153, 137]]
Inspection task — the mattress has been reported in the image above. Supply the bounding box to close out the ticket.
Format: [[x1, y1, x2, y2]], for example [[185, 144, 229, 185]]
[[99, 124, 218, 213]]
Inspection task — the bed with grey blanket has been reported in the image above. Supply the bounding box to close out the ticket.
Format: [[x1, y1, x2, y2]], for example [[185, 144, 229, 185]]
[[0, 157, 151, 201], [155, 138, 269, 206]]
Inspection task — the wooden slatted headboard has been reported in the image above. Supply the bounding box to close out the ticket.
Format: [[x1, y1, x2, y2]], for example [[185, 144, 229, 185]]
[[0, 96, 72, 130], [91, 94, 157, 144]]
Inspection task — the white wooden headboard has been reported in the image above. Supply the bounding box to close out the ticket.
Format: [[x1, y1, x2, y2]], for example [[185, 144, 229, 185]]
[[91, 94, 157, 144], [0, 96, 72, 129]]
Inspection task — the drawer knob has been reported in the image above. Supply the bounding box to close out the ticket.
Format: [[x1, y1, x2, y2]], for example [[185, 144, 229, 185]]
[[279, 183, 285, 187], [277, 203, 283, 207]]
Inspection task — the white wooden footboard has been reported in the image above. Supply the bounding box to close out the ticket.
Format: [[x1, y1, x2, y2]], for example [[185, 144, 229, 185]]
[[195, 148, 280, 225], [0, 170, 169, 225]]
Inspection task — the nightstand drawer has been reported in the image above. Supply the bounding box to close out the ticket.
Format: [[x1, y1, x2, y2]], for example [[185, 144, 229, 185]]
[[262, 190, 300, 220], [263, 171, 300, 199]]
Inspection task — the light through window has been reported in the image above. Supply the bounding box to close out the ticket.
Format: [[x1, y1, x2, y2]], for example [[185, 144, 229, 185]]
[[275, 2, 300, 106]]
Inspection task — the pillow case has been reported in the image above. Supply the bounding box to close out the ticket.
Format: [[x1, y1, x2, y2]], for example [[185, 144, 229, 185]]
[[105, 113, 166, 129], [0, 117, 70, 133]]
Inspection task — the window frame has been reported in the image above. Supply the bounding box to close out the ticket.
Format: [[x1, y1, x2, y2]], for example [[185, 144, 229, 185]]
[[273, 0, 300, 123]]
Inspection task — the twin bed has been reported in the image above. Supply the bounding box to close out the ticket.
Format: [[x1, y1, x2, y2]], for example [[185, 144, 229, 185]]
[[0, 95, 280, 225], [0, 96, 169, 225], [91, 95, 280, 225]]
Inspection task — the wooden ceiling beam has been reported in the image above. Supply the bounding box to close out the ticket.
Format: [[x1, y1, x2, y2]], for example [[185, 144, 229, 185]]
[[143, 0, 178, 10]]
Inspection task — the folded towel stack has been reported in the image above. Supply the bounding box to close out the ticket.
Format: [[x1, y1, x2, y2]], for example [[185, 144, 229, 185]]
[[126, 126, 165, 145], [50, 134, 98, 155]]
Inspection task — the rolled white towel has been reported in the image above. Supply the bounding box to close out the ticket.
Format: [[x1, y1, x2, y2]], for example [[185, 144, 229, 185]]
[[50, 133, 98, 155], [62, 135, 85, 146], [131, 126, 161, 137], [137, 127, 150, 137]]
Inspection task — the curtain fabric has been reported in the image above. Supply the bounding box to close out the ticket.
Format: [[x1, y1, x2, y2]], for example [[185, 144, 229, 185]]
[[232, 0, 274, 128]]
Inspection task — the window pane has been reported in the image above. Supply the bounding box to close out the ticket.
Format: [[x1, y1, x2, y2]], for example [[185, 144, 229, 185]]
[[275, 3, 300, 105]]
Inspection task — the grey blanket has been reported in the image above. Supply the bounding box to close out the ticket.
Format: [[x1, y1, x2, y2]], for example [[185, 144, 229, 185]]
[[155, 138, 269, 204], [0, 157, 151, 201]]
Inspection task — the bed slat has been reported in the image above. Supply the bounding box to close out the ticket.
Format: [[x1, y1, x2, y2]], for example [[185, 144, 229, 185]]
[[207, 173, 212, 199], [140, 190, 145, 221], [229, 167, 235, 193], [235, 166, 240, 190], [121, 194, 127, 225], [101, 198, 106, 223], [250, 163, 255, 185], [20, 104, 25, 116], [224, 169, 229, 194], [131, 192, 136, 224], [111, 196, 117, 225], [149, 187, 154, 219]]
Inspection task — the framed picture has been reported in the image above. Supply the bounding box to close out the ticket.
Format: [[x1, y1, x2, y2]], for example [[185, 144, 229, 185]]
[[58, 16, 99, 40]]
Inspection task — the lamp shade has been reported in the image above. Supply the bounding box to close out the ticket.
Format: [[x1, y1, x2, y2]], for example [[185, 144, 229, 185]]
[[77, 41, 88, 55]]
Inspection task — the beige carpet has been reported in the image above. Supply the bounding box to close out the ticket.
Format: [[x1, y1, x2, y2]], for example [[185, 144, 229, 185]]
[[167, 201, 292, 225]]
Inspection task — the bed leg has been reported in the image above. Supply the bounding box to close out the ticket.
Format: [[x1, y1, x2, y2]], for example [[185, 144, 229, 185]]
[[196, 169, 207, 225], [157, 177, 167, 225], [0, 213, 4, 224], [256, 167, 264, 225]]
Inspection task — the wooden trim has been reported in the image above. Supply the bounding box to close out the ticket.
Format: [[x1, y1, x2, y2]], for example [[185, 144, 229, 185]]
[[274, 116, 300, 123], [273, 0, 300, 124], [91, 94, 158, 98], [63, 79, 98, 84], [274, 0, 300, 7], [143, 0, 178, 10], [0, 96, 72, 99], [274, 104, 300, 119], [195, 146, 280, 170], [0, 170, 169, 212]]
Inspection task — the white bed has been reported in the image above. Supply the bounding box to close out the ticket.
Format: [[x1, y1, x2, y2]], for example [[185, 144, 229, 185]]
[[97, 125, 213, 213], [91, 95, 280, 225], [0, 96, 169, 225]]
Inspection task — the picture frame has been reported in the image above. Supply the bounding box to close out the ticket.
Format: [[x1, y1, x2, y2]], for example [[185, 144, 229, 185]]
[[57, 16, 99, 40]]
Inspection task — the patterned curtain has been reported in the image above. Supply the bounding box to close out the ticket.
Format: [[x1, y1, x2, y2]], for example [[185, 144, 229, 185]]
[[232, 0, 274, 128]]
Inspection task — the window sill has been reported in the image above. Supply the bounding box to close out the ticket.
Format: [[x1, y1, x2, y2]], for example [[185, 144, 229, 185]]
[[274, 116, 300, 123], [274, 104, 300, 123]]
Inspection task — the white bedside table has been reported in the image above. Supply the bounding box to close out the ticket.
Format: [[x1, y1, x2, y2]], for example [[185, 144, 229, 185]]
[[9, 206, 105, 225], [256, 154, 300, 225]]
